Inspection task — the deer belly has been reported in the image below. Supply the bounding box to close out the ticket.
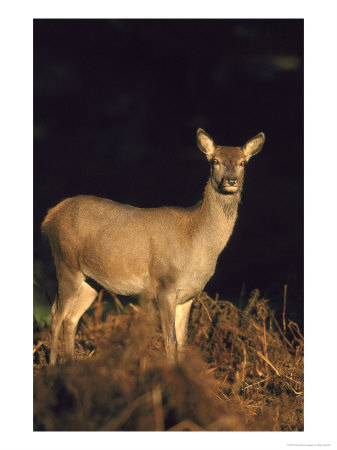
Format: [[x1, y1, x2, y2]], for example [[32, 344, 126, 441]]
[[82, 263, 151, 296], [103, 275, 151, 296], [106, 277, 149, 296]]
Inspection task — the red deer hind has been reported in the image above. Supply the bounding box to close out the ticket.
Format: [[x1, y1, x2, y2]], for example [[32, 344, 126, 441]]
[[42, 128, 265, 364]]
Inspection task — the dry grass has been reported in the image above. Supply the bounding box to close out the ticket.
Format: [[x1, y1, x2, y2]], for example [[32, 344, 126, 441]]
[[33, 289, 303, 431]]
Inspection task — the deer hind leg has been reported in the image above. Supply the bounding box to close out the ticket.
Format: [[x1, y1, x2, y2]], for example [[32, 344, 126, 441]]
[[50, 263, 97, 364], [63, 281, 98, 362], [50, 296, 64, 365], [157, 289, 177, 362], [175, 299, 193, 362]]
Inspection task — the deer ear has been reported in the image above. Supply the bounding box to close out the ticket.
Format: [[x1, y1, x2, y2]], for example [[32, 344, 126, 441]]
[[197, 128, 215, 159], [243, 132, 265, 161]]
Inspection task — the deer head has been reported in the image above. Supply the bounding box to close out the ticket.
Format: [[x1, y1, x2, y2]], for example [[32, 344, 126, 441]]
[[197, 128, 265, 195]]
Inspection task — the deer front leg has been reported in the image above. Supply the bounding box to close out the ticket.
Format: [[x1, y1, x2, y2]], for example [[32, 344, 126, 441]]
[[157, 290, 177, 362], [175, 299, 193, 362]]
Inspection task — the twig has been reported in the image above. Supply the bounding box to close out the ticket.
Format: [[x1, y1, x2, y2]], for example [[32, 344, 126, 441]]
[[284, 381, 304, 396], [94, 289, 104, 325], [282, 284, 287, 332], [200, 300, 213, 323], [284, 375, 303, 387], [243, 289, 260, 315], [288, 320, 304, 340], [152, 384, 165, 431], [236, 336, 246, 381], [33, 341, 43, 354], [255, 350, 281, 376], [112, 293, 124, 313], [242, 378, 269, 390], [269, 309, 294, 350], [288, 321, 304, 347], [101, 392, 151, 431], [202, 367, 217, 375], [129, 303, 141, 313], [262, 317, 268, 373]]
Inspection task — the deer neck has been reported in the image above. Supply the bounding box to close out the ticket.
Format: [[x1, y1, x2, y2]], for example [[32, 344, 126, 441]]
[[195, 180, 241, 252]]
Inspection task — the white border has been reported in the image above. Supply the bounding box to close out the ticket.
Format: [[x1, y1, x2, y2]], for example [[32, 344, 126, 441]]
[[1, 1, 336, 449]]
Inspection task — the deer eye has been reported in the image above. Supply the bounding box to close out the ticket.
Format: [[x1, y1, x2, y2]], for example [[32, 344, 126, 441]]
[[212, 158, 219, 165], [240, 161, 247, 166]]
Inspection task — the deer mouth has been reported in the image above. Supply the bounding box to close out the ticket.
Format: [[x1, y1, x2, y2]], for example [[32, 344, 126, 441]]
[[218, 184, 241, 195]]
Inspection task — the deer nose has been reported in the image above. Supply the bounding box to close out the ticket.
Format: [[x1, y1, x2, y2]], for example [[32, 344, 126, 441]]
[[226, 177, 238, 186]]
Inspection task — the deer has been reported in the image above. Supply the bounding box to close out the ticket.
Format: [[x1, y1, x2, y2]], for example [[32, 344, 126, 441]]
[[41, 128, 265, 365]]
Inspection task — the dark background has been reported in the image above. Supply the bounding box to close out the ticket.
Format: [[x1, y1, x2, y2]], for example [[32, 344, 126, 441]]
[[33, 19, 303, 327]]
